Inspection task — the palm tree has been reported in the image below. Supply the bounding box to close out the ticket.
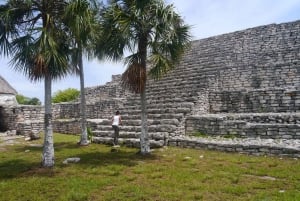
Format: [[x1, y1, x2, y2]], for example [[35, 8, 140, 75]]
[[63, 0, 101, 146], [99, 0, 191, 154], [0, 0, 70, 167]]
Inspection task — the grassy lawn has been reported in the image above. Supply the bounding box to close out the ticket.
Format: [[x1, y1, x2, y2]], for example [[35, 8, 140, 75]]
[[0, 133, 299, 201]]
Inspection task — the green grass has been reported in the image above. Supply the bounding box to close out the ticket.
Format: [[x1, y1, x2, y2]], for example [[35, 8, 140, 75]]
[[0, 133, 300, 201], [192, 131, 208, 137]]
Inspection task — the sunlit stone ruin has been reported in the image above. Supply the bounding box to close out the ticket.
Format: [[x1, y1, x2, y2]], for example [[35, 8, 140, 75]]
[[1, 20, 300, 157]]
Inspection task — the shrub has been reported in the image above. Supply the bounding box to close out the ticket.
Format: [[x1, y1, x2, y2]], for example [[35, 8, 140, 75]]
[[52, 88, 80, 103], [16, 94, 41, 105]]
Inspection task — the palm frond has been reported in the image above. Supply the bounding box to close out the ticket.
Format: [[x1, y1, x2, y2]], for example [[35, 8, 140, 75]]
[[148, 53, 173, 80], [63, 0, 102, 70], [101, 0, 191, 91], [9, 25, 70, 82], [121, 53, 146, 93]]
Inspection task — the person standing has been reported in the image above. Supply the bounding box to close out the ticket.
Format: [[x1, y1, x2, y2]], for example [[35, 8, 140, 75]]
[[111, 111, 122, 146]]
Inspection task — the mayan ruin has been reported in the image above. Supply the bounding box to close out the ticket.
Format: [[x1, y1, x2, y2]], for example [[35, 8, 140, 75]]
[[1, 20, 300, 157]]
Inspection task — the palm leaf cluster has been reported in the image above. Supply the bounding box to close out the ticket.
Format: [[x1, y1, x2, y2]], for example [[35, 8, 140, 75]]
[[0, 0, 70, 81], [100, 0, 191, 93]]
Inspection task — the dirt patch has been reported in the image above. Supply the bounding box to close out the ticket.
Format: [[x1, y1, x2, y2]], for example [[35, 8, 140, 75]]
[[0, 133, 25, 151]]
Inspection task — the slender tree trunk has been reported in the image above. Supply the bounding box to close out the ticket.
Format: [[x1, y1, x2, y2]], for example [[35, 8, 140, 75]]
[[140, 84, 150, 154], [139, 36, 150, 154], [78, 51, 89, 145], [42, 75, 55, 167]]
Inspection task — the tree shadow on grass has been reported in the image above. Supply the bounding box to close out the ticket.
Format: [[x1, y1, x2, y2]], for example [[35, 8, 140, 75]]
[[0, 142, 159, 180], [13, 141, 80, 153], [0, 159, 41, 179], [68, 147, 157, 168]]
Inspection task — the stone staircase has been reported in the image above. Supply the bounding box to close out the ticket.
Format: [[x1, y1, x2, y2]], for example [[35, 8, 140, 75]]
[[89, 92, 194, 147], [78, 20, 300, 157]]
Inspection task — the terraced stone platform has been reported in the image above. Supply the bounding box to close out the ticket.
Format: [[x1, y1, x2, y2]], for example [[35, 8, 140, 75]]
[[3, 20, 300, 157]]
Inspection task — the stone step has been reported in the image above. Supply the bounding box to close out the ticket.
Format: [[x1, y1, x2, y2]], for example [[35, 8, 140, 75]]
[[246, 123, 300, 128], [125, 92, 199, 103], [92, 124, 177, 133], [147, 79, 208, 91], [88, 113, 185, 124], [95, 113, 185, 122], [147, 70, 219, 88], [123, 102, 194, 110], [119, 108, 191, 116], [92, 137, 165, 148], [192, 112, 300, 124], [92, 130, 168, 140]]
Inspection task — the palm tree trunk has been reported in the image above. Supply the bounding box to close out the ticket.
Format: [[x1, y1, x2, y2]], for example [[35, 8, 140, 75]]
[[78, 51, 89, 145], [42, 75, 55, 167], [139, 37, 150, 154], [140, 80, 150, 154]]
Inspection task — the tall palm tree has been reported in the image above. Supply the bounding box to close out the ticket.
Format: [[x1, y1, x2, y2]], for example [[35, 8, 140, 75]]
[[99, 0, 191, 154], [0, 0, 70, 167], [63, 0, 101, 146]]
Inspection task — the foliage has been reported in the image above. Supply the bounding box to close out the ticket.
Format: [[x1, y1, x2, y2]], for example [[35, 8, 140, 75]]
[[0, 133, 299, 201], [16, 94, 41, 105], [87, 127, 93, 141], [52, 88, 80, 103], [99, 0, 191, 93], [223, 133, 238, 139], [0, 0, 71, 81], [193, 131, 208, 137]]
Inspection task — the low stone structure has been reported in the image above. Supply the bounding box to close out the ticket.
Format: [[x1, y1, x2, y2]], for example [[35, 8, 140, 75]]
[[0, 75, 18, 106], [0, 76, 18, 132], [2, 20, 300, 157]]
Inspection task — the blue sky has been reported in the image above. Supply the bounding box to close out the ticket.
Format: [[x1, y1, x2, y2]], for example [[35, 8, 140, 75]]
[[1, 0, 300, 103]]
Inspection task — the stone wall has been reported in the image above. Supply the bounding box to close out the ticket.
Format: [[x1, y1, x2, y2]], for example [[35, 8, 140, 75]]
[[186, 113, 300, 139], [209, 87, 300, 113], [183, 20, 300, 140], [193, 22, 300, 92], [81, 75, 130, 104], [1, 75, 126, 136], [2, 105, 44, 135]]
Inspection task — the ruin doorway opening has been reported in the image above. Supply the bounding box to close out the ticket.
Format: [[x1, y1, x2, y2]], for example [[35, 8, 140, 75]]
[[0, 106, 8, 132]]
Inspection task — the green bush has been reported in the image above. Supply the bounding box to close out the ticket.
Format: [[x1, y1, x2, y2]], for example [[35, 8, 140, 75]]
[[87, 127, 93, 141], [16, 94, 41, 105], [52, 88, 80, 103]]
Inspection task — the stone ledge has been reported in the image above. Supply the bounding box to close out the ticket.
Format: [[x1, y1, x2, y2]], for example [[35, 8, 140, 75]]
[[168, 136, 300, 158]]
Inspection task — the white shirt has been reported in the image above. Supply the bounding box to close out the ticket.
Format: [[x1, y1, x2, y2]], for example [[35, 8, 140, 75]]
[[112, 115, 121, 126]]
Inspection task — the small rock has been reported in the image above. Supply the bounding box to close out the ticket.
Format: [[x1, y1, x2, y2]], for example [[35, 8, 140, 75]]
[[25, 150, 30, 153], [29, 130, 41, 140], [63, 157, 80, 164]]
